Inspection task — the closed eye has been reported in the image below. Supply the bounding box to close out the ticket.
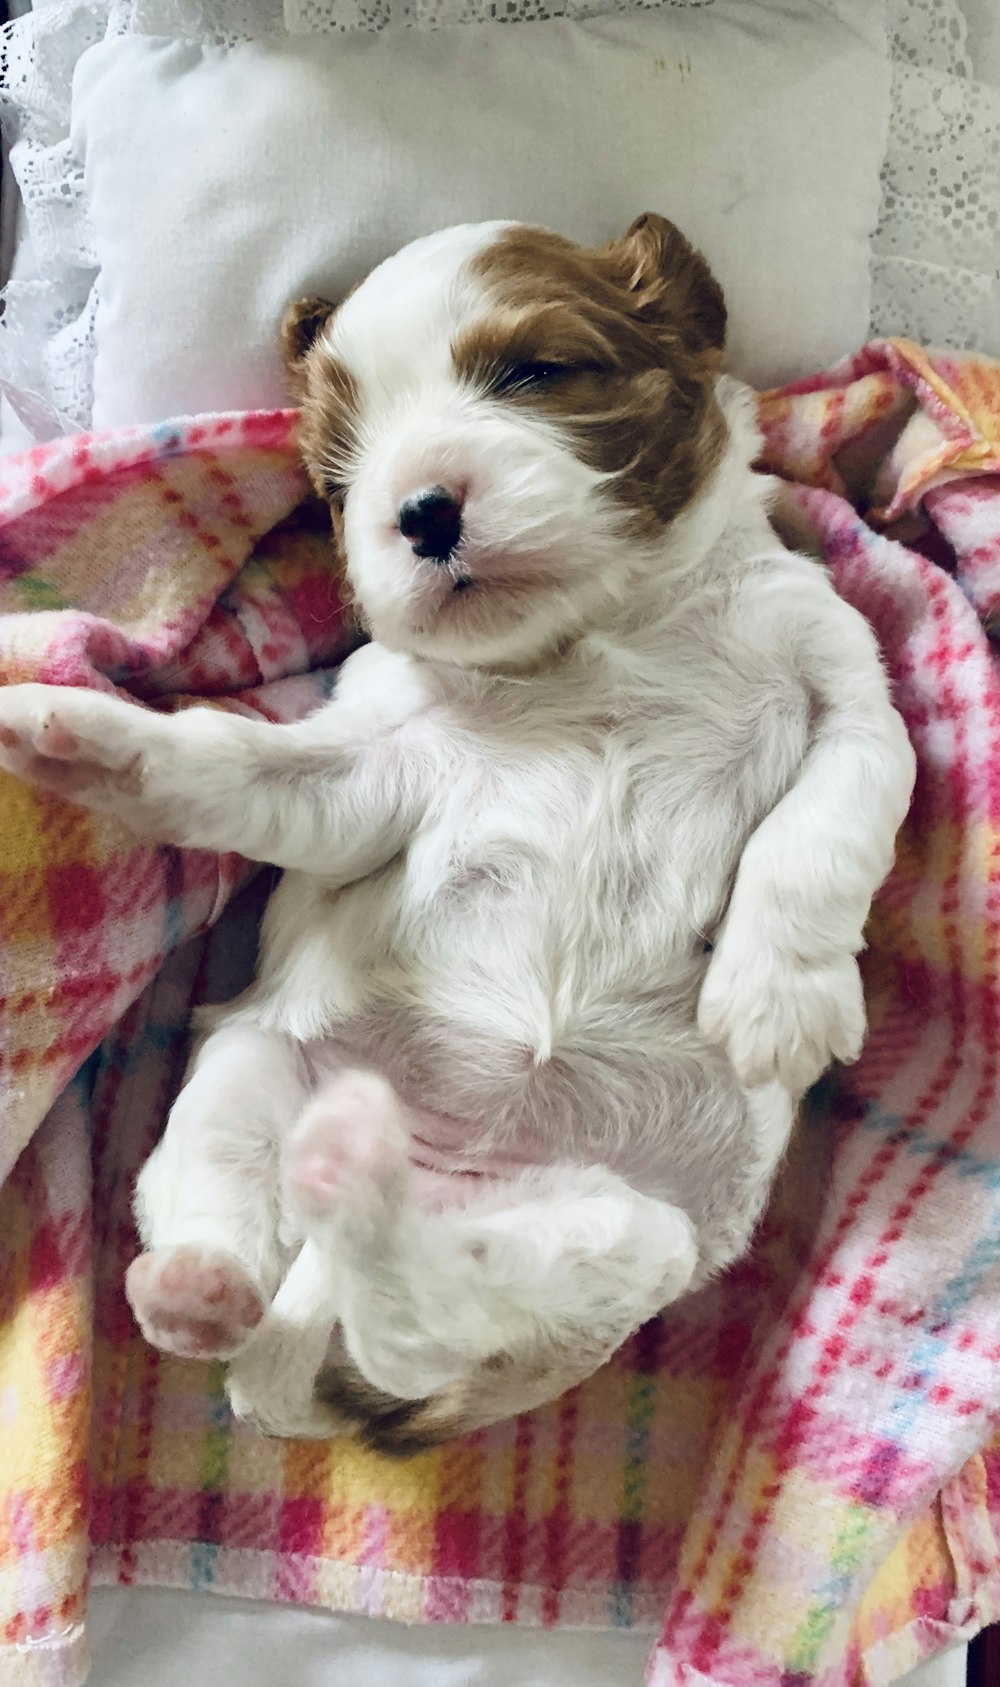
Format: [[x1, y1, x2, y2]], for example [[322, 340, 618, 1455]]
[[491, 361, 577, 396]]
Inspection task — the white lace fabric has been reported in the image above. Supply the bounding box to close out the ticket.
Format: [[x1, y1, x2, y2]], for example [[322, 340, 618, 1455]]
[[123, 0, 716, 42], [871, 1, 1000, 350], [0, 0, 111, 432], [0, 0, 996, 440], [98, 0, 718, 44]]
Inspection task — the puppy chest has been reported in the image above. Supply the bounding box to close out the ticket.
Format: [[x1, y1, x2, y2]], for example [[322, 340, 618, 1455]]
[[379, 754, 767, 994]]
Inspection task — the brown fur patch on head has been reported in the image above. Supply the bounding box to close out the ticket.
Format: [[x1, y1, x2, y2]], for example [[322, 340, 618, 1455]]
[[454, 213, 727, 538], [282, 296, 337, 379]]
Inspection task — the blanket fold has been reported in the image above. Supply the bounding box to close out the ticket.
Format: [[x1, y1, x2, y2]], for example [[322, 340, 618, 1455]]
[[2, 344, 999, 1687]]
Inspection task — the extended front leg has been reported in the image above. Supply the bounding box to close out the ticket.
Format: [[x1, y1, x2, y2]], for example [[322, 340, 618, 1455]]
[[0, 648, 428, 876], [698, 562, 916, 1095]]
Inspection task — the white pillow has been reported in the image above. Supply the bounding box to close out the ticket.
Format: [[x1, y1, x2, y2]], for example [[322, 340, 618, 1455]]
[[71, 2, 890, 428]]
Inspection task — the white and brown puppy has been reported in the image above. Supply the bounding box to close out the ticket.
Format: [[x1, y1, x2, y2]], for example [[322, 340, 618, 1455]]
[[0, 216, 914, 1450]]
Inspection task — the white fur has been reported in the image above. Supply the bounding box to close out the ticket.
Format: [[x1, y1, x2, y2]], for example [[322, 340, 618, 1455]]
[[0, 222, 916, 1437]]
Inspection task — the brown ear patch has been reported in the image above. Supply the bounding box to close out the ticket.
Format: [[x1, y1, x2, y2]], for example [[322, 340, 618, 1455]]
[[609, 212, 727, 359], [281, 309, 363, 509], [281, 296, 337, 379]]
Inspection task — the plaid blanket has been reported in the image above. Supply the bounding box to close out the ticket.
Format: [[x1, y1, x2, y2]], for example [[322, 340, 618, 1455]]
[[1, 344, 999, 1687]]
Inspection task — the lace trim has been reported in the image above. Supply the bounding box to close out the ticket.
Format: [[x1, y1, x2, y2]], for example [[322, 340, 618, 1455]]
[[870, 1, 1000, 349], [0, 0, 121, 432], [0, 0, 995, 442], [117, 0, 715, 45], [117, 0, 285, 41], [284, 0, 717, 35]]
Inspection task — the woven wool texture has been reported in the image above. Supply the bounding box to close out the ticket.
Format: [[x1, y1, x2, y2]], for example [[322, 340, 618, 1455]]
[[1, 346, 1000, 1687]]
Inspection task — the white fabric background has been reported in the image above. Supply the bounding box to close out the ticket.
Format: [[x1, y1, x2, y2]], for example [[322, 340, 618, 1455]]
[[871, 0, 1000, 352], [3, 0, 997, 441], [88, 1589, 653, 1685], [86, 1587, 969, 1687], [70, 0, 888, 427]]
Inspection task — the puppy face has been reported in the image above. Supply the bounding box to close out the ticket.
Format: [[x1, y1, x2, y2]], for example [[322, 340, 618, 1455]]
[[285, 215, 726, 667]]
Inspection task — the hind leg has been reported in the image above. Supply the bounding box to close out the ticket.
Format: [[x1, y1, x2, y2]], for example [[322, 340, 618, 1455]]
[[225, 1068, 414, 1437], [127, 1022, 307, 1360], [272, 1069, 698, 1437]]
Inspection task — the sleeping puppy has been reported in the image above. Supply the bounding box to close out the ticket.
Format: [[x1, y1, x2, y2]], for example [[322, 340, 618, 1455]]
[[0, 216, 915, 1451]]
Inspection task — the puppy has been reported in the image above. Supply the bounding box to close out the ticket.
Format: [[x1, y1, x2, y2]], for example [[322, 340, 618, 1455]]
[[0, 216, 915, 1450]]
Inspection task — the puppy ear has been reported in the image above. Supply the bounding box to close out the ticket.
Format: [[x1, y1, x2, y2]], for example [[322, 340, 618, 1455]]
[[608, 213, 726, 361], [281, 296, 337, 384]]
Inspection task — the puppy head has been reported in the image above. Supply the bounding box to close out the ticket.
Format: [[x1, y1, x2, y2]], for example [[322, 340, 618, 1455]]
[[284, 215, 726, 668]]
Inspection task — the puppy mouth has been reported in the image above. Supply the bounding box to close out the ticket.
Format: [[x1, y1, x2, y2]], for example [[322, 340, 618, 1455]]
[[409, 549, 541, 639], [406, 556, 476, 629], [437, 547, 475, 596], [438, 545, 558, 607], [409, 538, 561, 629]]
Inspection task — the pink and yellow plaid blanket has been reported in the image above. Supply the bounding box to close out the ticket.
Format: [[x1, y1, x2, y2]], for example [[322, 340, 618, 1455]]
[[2, 343, 1000, 1687]]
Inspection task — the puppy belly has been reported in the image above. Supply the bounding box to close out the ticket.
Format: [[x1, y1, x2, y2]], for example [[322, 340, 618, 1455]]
[[301, 1025, 564, 1199], [295, 1004, 755, 1233]]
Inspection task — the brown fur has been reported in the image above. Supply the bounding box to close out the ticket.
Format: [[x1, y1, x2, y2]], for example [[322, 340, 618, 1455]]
[[314, 1362, 442, 1455], [282, 297, 336, 375], [453, 213, 727, 538], [316, 1336, 613, 1457], [313, 1359, 500, 1456]]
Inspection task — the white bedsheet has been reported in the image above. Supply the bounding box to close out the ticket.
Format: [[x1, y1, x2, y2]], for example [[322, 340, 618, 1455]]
[[89, 1588, 653, 1686], [87, 1587, 968, 1687]]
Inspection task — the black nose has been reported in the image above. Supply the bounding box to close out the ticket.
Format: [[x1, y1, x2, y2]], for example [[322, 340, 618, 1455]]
[[398, 486, 463, 562]]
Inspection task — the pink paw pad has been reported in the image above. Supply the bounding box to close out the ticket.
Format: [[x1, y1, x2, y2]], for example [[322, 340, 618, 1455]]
[[126, 1245, 263, 1361], [288, 1072, 410, 1214]]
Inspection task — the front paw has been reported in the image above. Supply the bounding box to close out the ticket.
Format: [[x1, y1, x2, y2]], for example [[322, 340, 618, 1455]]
[[0, 683, 160, 822], [698, 940, 866, 1094]]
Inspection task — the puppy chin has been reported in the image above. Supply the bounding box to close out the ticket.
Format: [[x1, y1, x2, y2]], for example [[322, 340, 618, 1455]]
[[360, 584, 575, 669], [355, 544, 625, 669]]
